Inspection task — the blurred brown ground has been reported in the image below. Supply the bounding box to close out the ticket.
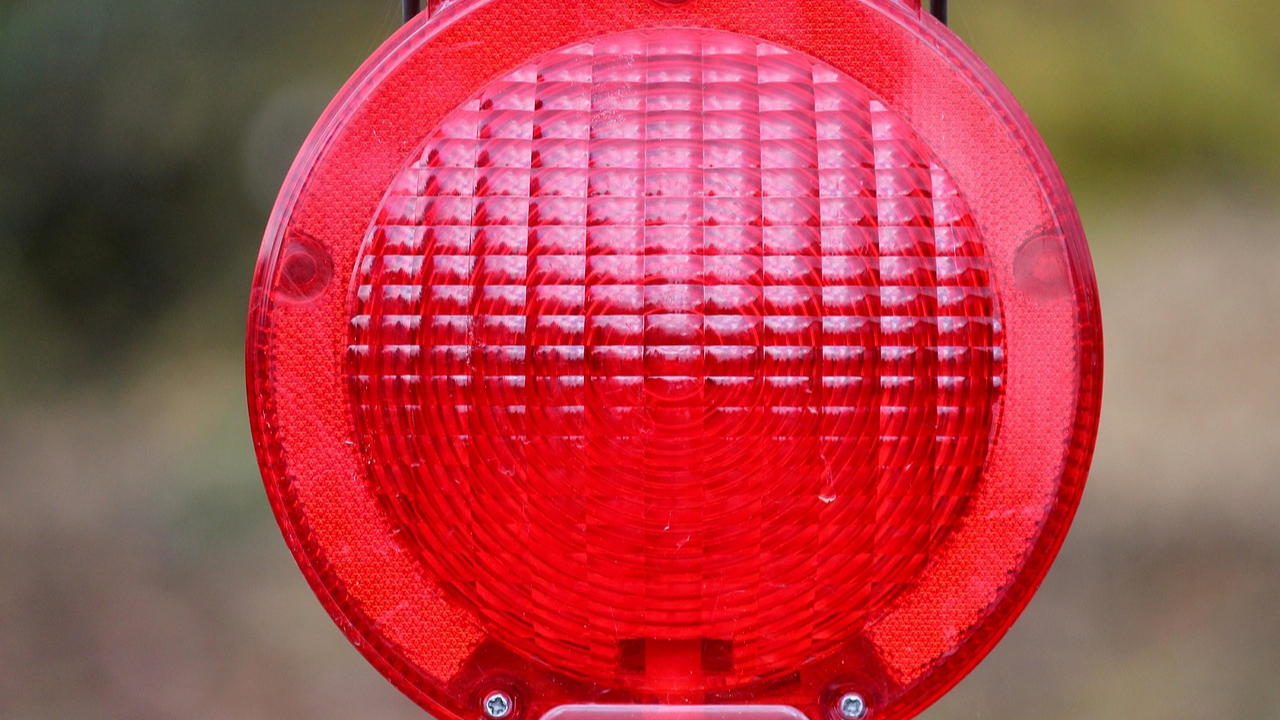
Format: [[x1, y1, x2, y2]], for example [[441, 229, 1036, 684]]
[[2, 1, 1278, 719]]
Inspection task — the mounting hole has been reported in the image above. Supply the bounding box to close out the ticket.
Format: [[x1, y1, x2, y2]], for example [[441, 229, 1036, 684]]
[[276, 232, 333, 303]]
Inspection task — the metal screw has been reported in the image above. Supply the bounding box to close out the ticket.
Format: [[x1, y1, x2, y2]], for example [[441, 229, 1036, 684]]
[[484, 691, 513, 719], [837, 692, 868, 720]]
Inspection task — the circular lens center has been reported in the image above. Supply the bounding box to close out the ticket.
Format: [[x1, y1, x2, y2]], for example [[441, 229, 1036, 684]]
[[347, 28, 1004, 692]]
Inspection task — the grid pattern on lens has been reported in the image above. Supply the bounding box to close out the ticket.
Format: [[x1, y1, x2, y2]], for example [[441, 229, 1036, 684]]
[[348, 29, 1004, 691]]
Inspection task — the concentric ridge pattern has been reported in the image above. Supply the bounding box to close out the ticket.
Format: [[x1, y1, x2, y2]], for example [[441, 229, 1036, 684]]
[[347, 29, 1005, 691]]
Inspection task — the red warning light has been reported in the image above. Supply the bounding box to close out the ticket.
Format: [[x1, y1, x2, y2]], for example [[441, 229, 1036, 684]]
[[247, 4, 1102, 720]]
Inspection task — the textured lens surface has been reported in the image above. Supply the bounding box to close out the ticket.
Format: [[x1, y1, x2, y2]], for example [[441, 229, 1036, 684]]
[[348, 29, 1003, 691]]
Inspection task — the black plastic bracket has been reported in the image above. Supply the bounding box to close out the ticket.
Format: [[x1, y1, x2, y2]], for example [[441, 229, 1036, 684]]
[[930, 0, 948, 25], [403, 0, 423, 23], [403, 0, 945, 26]]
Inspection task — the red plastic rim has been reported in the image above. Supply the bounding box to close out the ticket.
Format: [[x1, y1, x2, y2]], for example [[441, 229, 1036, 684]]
[[247, 2, 1102, 720]]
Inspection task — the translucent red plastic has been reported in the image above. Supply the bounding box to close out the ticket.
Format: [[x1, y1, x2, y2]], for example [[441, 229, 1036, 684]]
[[247, 3, 1102, 720]]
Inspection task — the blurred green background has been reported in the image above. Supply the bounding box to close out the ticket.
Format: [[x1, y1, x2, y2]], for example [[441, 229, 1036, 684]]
[[2, 1, 1278, 718]]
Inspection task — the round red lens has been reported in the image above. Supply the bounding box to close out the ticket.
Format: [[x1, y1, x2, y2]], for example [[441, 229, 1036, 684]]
[[248, 3, 1101, 720]]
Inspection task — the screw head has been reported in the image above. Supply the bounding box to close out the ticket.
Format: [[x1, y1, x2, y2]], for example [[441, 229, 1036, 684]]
[[837, 692, 867, 720], [483, 691, 513, 719]]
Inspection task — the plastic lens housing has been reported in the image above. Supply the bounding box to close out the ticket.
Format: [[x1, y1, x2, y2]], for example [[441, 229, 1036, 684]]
[[247, 2, 1102, 720]]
